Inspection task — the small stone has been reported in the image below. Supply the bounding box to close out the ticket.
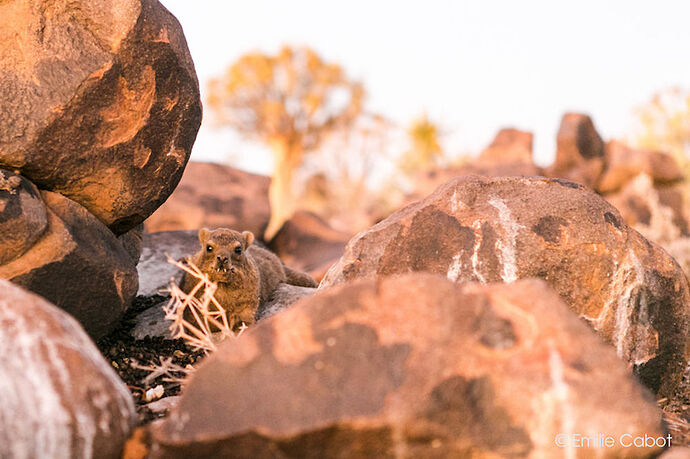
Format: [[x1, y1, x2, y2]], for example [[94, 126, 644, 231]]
[[144, 385, 165, 403]]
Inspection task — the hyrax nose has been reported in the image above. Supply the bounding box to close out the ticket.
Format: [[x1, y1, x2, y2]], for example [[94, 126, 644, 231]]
[[217, 255, 229, 265]]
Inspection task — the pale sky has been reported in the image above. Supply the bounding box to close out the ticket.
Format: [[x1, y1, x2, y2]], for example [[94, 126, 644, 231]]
[[160, 0, 690, 174]]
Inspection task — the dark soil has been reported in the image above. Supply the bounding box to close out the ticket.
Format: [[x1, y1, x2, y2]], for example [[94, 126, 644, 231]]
[[97, 295, 207, 425]]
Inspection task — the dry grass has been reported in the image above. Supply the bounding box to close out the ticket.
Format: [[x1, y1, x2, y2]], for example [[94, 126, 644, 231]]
[[131, 356, 195, 387], [127, 258, 249, 395], [664, 408, 690, 446], [659, 362, 690, 447], [162, 256, 247, 352]]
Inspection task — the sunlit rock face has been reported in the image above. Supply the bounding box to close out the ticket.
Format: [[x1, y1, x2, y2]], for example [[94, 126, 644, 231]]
[[0, 189, 139, 339], [321, 175, 690, 397], [269, 210, 350, 282], [0, 169, 47, 265], [0, 280, 136, 459], [149, 276, 665, 458], [0, 0, 202, 234], [545, 113, 605, 189], [596, 140, 683, 194], [145, 162, 271, 239]]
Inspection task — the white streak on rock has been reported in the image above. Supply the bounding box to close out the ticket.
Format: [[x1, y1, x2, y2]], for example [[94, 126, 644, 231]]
[[488, 197, 522, 283], [589, 257, 624, 329], [529, 343, 577, 459], [446, 254, 462, 282], [470, 220, 486, 283], [549, 345, 576, 459], [0, 280, 135, 459], [450, 189, 465, 214], [0, 306, 72, 459], [590, 250, 657, 365]]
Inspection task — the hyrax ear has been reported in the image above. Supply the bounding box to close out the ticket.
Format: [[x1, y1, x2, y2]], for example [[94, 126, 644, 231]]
[[242, 231, 255, 249], [199, 228, 210, 244]]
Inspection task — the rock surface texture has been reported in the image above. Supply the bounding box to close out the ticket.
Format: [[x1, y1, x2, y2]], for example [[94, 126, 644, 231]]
[[269, 210, 350, 282], [545, 113, 605, 188], [0, 168, 47, 265], [149, 276, 665, 458], [0, 0, 202, 234], [0, 280, 135, 458], [256, 283, 316, 321], [136, 229, 200, 297], [410, 128, 540, 201], [597, 140, 684, 194], [0, 190, 139, 339], [607, 174, 689, 237], [478, 128, 534, 165], [321, 175, 690, 397], [145, 162, 270, 238]]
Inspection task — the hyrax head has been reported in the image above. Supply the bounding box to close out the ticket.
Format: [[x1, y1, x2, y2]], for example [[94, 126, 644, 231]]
[[197, 228, 255, 282]]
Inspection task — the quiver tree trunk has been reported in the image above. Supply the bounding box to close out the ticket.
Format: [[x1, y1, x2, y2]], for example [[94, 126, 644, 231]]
[[264, 140, 302, 241]]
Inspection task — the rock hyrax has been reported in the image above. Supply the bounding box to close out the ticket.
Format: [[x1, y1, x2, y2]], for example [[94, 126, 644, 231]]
[[181, 227, 317, 330]]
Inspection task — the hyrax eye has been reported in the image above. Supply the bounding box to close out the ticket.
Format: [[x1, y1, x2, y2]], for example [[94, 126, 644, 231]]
[[206, 245, 213, 252], [234, 246, 242, 255]]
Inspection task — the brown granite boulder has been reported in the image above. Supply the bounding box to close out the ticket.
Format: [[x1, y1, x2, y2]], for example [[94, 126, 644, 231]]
[[119, 223, 145, 266], [478, 128, 534, 165], [321, 175, 690, 396], [136, 229, 200, 297], [0, 0, 202, 234], [597, 141, 683, 194], [149, 276, 665, 458], [606, 173, 689, 236], [256, 283, 316, 321], [0, 190, 138, 339], [408, 128, 540, 202], [268, 210, 350, 282], [545, 113, 605, 188], [145, 162, 270, 238], [0, 168, 47, 265], [0, 279, 136, 458]]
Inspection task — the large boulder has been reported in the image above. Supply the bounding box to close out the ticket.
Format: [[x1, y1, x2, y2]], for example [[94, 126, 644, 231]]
[[136, 229, 200, 297], [606, 173, 689, 237], [321, 175, 690, 396], [256, 283, 316, 321], [0, 168, 47, 265], [0, 0, 202, 234], [545, 113, 605, 188], [597, 141, 683, 194], [268, 210, 350, 282], [0, 279, 136, 458], [149, 276, 665, 458], [0, 190, 138, 339], [410, 128, 539, 201], [478, 128, 534, 165], [144, 162, 270, 238]]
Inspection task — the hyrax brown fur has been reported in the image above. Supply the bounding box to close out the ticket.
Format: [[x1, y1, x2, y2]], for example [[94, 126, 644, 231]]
[[181, 227, 317, 329]]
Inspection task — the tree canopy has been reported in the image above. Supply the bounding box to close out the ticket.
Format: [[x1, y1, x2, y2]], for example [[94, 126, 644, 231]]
[[208, 46, 364, 239]]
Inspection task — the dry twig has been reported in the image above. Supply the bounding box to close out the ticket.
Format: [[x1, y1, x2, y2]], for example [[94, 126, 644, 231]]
[[162, 256, 247, 352]]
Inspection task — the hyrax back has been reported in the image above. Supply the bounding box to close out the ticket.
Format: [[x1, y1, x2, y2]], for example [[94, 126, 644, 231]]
[[181, 228, 287, 329]]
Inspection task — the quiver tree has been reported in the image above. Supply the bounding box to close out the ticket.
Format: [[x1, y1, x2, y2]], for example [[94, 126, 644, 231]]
[[208, 46, 364, 240]]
